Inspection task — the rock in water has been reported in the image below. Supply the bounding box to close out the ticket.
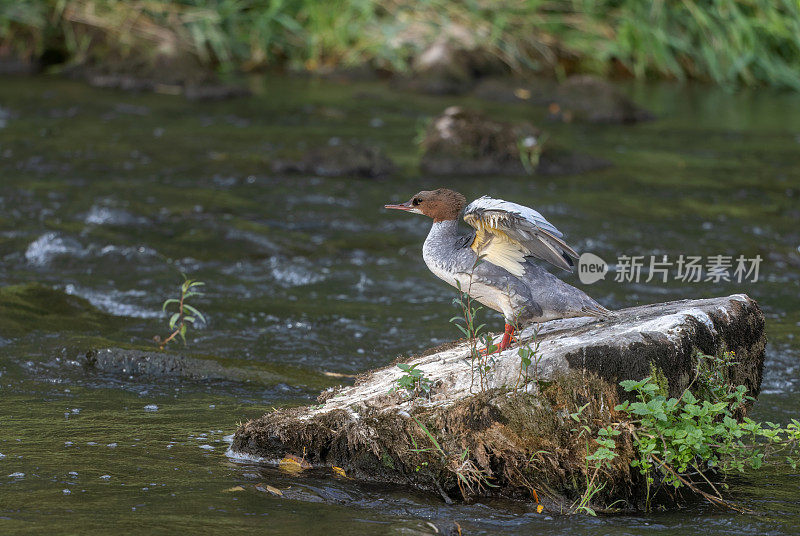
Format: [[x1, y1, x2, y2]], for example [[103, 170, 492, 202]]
[[79, 348, 335, 391], [471, 77, 557, 105], [230, 295, 765, 509], [551, 75, 654, 124], [271, 142, 396, 179], [419, 106, 610, 176]]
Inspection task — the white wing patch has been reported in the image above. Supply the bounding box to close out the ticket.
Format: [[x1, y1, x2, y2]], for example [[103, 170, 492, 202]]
[[464, 196, 578, 273], [469, 212, 527, 276], [481, 238, 526, 277]]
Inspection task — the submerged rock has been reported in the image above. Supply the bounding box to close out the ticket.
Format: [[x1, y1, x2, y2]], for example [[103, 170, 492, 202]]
[[80, 348, 227, 380], [471, 77, 556, 105], [64, 55, 251, 100], [183, 84, 252, 101], [551, 75, 654, 124], [81, 73, 251, 101], [537, 148, 613, 176], [271, 141, 397, 179], [80, 347, 336, 391], [419, 106, 610, 176], [230, 295, 765, 510], [83, 348, 246, 381]]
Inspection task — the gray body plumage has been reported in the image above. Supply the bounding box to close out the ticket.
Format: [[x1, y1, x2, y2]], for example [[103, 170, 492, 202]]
[[423, 220, 608, 324]]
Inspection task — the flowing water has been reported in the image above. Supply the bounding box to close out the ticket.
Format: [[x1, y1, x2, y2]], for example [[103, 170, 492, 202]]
[[0, 75, 798, 535]]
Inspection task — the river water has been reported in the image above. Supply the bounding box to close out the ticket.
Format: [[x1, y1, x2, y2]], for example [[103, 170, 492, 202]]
[[0, 75, 798, 534]]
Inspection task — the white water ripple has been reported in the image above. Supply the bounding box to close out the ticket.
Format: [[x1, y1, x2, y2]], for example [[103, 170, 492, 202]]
[[25, 232, 87, 266], [64, 284, 161, 319]]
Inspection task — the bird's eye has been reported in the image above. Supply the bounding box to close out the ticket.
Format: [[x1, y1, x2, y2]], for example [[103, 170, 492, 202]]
[[412, 198, 421, 206]]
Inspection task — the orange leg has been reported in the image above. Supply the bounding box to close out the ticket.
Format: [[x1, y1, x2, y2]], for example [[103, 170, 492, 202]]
[[481, 323, 516, 355]]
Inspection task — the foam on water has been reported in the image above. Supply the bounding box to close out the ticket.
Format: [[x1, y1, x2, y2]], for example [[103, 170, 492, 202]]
[[25, 232, 86, 266], [224, 446, 276, 465], [84, 205, 146, 226], [64, 284, 161, 318], [269, 257, 325, 287]]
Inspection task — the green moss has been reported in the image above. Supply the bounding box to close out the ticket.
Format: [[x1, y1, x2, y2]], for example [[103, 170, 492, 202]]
[[381, 450, 396, 470], [648, 362, 670, 396], [0, 283, 123, 338]]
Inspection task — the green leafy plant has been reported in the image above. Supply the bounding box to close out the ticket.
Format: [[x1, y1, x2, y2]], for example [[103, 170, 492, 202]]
[[157, 275, 206, 350], [409, 418, 446, 457], [514, 321, 542, 389], [575, 352, 800, 514], [391, 363, 433, 398], [451, 257, 498, 393], [517, 132, 548, 175], [452, 262, 545, 394], [615, 371, 800, 512], [568, 402, 620, 515], [6, 0, 800, 88]]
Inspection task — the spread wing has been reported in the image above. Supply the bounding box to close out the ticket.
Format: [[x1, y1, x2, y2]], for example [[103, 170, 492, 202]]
[[463, 196, 578, 276]]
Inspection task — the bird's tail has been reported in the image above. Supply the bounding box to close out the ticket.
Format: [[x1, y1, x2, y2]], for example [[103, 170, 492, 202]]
[[581, 301, 616, 320]]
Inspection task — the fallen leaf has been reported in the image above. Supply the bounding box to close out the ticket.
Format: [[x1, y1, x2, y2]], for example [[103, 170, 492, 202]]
[[255, 483, 283, 496], [222, 486, 244, 493], [536, 504, 544, 514], [279, 454, 311, 474], [332, 466, 347, 478], [322, 371, 357, 379], [514, 88, 532, 100]]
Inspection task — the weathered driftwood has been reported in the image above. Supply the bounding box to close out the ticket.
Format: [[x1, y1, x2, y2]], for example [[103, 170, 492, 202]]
[[230, 294, 765, 510]]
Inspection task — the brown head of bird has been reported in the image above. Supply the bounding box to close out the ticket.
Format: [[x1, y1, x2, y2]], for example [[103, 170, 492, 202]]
[[384, 188, 466, 222]]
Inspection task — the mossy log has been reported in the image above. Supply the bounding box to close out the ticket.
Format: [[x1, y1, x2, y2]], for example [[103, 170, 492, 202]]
[[230, 295, 765, 510]]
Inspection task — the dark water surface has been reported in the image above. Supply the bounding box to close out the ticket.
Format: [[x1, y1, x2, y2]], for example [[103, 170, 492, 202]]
[[0, 75, 798, 535]]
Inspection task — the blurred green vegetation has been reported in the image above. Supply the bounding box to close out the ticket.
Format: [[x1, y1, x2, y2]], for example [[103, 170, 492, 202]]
[[1, 0, 800, 89], [0, 283, 122, 337]]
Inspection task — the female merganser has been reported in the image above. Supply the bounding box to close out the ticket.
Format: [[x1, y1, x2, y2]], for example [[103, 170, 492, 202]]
[[385, 188, 611, 353]]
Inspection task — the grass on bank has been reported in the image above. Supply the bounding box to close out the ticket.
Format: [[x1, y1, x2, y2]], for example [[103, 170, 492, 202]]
[[1, 0, 800, 89]]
